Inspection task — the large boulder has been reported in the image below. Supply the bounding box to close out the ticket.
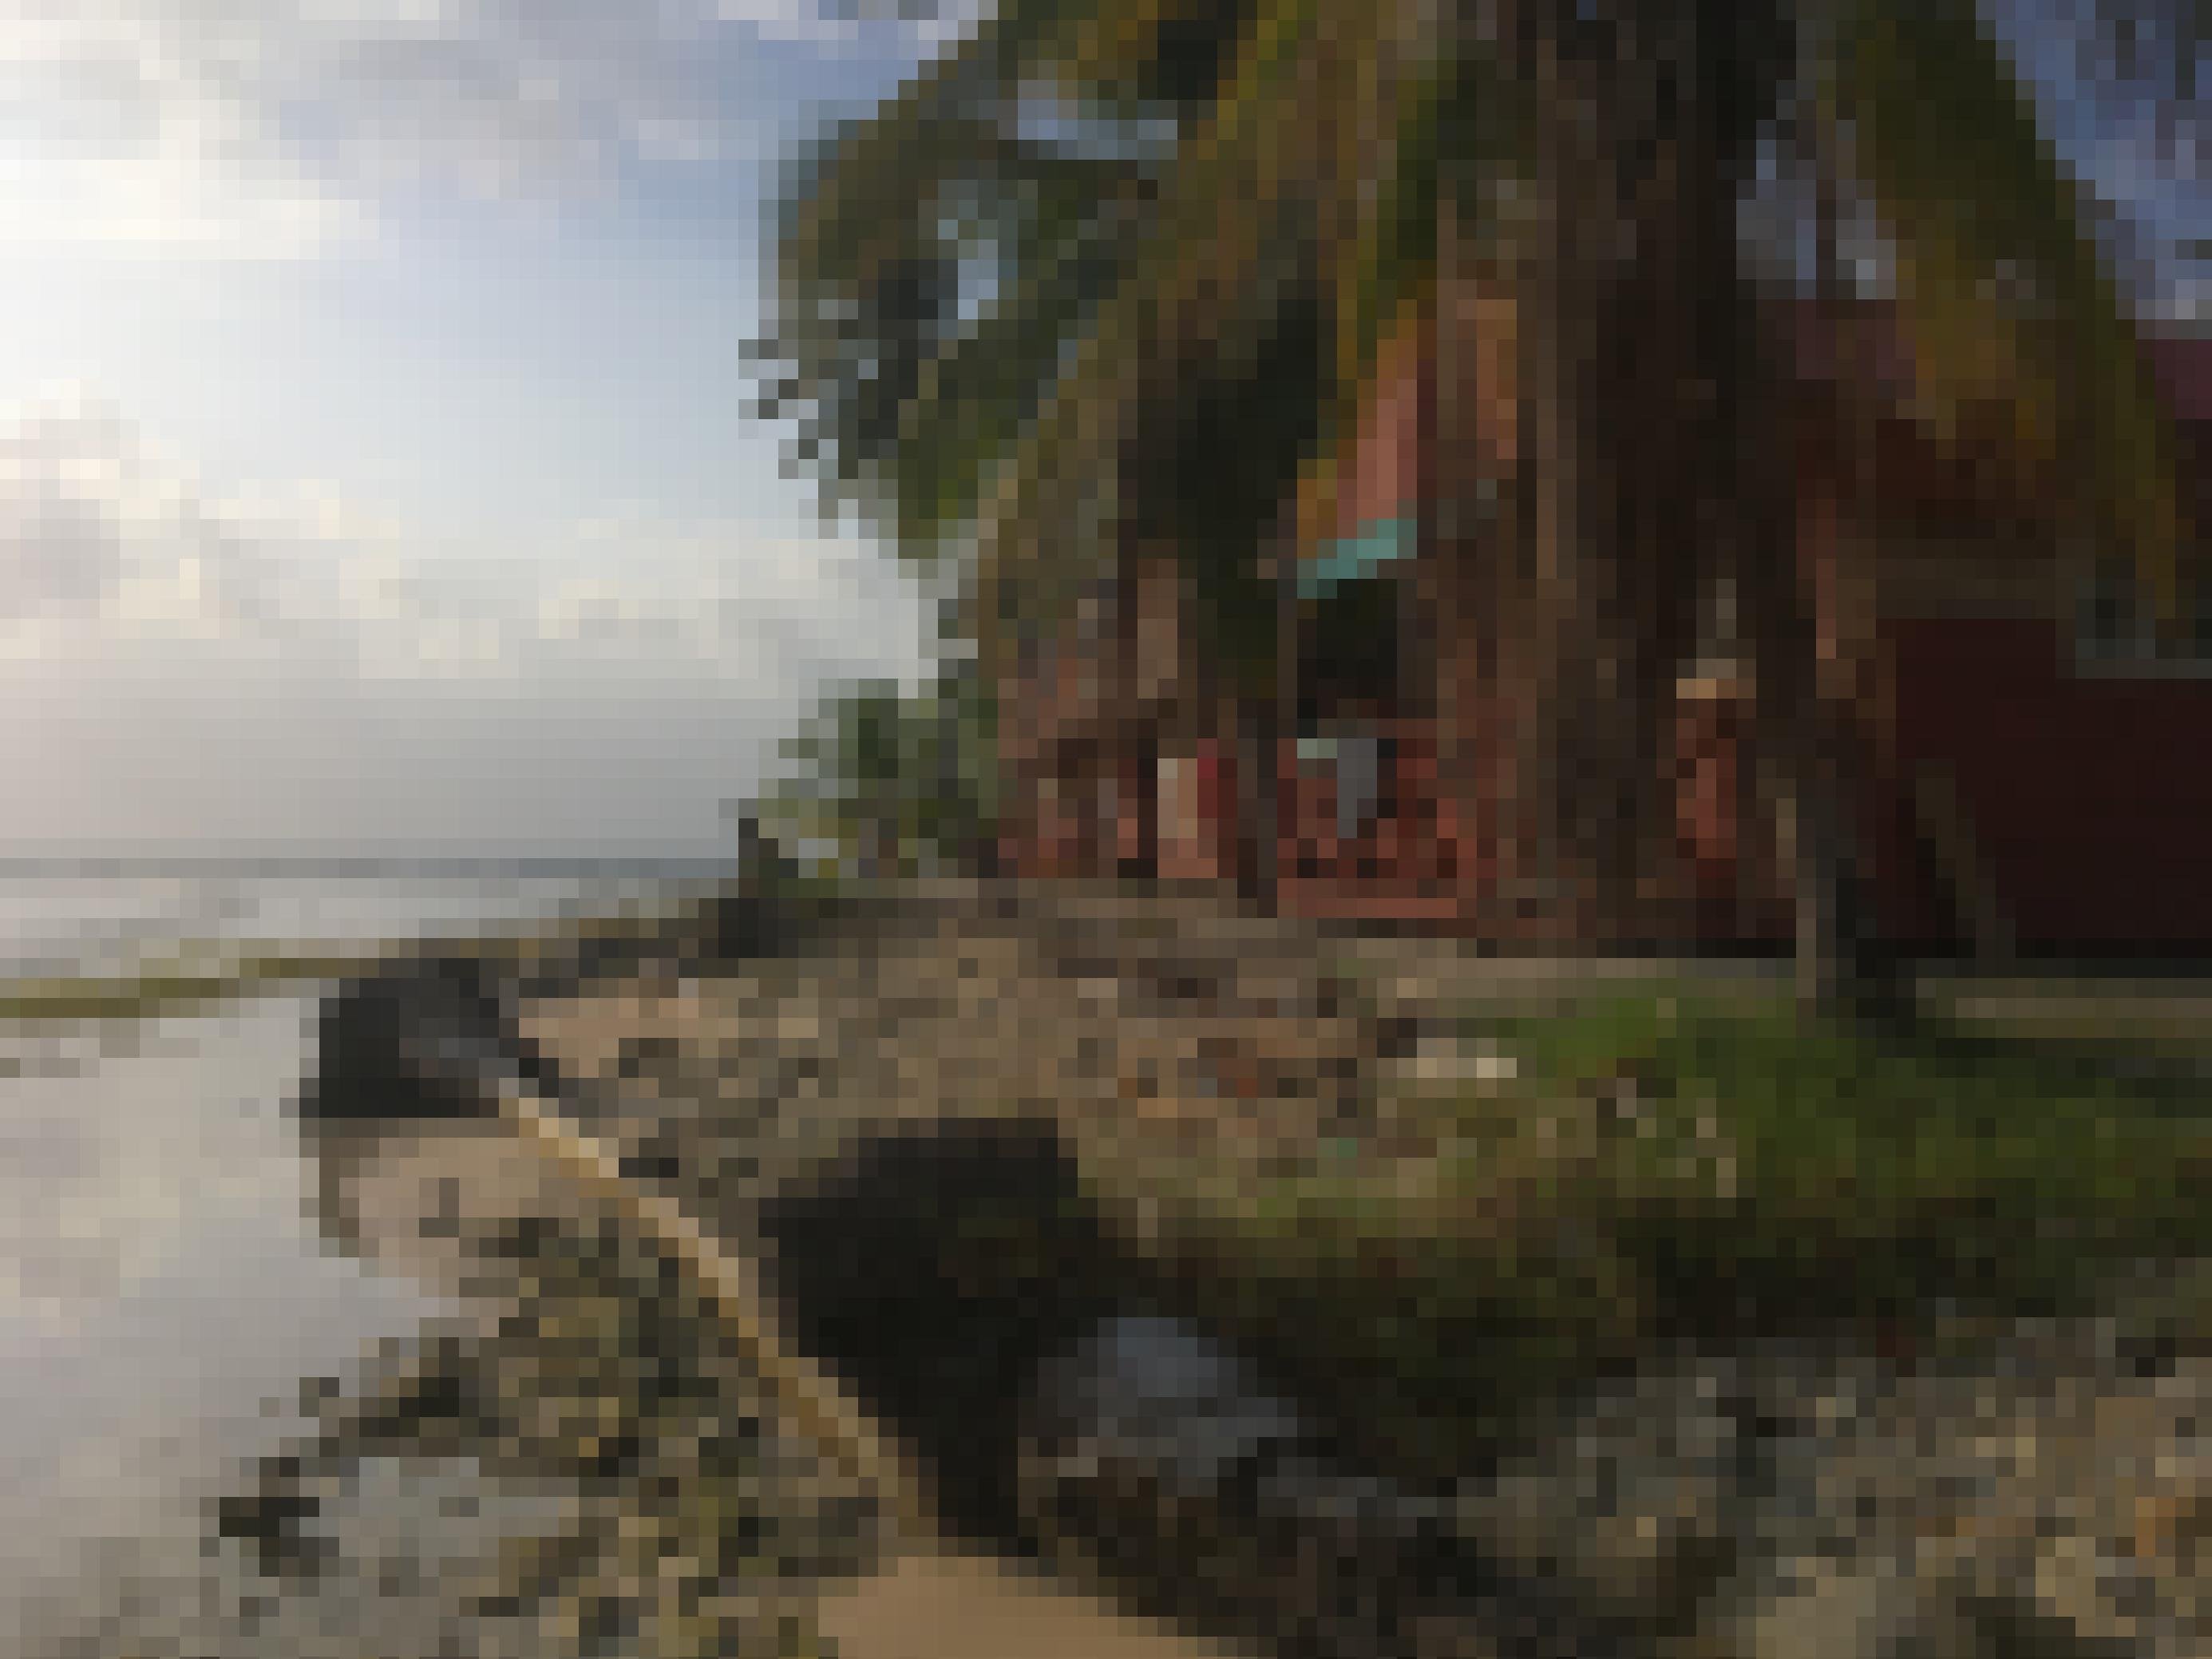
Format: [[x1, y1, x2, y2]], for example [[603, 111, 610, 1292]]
[[754, 1117, 1134, 1546], [299, 952, 560, 1128]]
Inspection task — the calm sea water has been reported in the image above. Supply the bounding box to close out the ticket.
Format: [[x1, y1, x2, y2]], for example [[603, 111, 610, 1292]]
[[0, 865, 723, 1657], [0, 862, 726, 980]]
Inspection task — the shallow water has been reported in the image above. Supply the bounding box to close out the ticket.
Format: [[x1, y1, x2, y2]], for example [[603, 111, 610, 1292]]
[[0, 870, 716, 1658], [0, 997, 452, 1656]]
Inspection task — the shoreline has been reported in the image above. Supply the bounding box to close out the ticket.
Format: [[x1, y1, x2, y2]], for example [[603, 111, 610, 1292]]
[[0, 877, 733, 1025], [251, 880, 2212, 1657]]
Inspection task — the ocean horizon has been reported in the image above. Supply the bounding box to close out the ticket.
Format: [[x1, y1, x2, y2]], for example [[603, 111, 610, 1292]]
[[0, 852, 734, 877]]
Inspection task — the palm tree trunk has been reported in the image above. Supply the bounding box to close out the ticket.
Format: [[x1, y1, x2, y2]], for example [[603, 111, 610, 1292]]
[[1498, 2, 1715, 942], [1234, 700, 1280, 905], [1802, 734, 1907, 1018], [1468, 2, 1606, 936], [1454, 0, 1908, 991], [1770, 708, 1888, 1017], [1735, 362, 1902, 1021], [1779, 86, 1908, 1022]]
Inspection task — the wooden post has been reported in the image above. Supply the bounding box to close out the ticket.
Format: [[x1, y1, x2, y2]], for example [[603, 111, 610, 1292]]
[[1911, 760, 2016, 967], [1272, 510, 1300, 909]]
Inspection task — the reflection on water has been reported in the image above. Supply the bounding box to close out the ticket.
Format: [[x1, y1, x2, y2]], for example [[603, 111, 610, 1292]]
[[0, 868, 718, 1657], [0, 997, 451, 1657]]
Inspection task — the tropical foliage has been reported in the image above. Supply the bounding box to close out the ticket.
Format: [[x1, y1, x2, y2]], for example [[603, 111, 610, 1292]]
[[753, 0, 2205, 1003], [761, 0, 2193, 598], [754, 654, 1002, 881]]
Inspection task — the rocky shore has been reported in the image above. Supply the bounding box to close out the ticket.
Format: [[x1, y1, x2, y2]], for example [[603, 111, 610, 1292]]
[[258, 880, 2212, 1659]]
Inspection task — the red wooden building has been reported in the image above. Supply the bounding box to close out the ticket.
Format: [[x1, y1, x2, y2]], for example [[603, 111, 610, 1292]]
[[998, 297, 2212, 954]]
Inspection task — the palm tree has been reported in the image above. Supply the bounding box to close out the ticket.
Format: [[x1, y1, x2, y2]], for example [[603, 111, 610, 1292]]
[[756, 654, 1003, 881], [754, 0, 2201, 1015]]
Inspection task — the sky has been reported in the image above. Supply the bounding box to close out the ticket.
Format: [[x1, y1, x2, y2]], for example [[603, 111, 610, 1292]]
[[0, 0, 973, 860], [0, 0, 2199, 860]]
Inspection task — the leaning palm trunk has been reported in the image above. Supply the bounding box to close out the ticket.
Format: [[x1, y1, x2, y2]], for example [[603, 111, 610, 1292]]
[[1730, 312, 1902, 1021], [1760, 682, 1894, 1019], [1746, 64, 1909, 1021]]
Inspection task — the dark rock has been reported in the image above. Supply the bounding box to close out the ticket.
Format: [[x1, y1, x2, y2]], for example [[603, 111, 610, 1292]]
[[758, 1120, 1634, 1659], [1015, 1313, 1642, 1659], [298, 953, 559, 1128], [754, 1117, 1135, 1546]]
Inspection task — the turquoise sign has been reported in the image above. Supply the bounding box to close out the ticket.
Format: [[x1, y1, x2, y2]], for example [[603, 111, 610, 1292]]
[[1296, 515, 1417, 598]]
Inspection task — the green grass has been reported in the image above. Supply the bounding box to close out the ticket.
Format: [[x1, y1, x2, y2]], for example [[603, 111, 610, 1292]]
[[1498, 990, 2211, 1304], [1128, 986, 2212, 1475]]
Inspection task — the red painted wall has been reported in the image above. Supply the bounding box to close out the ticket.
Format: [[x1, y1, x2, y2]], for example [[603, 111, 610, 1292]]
[[1881, 616, 2212, 949], [1004, 622, 2212, 952]]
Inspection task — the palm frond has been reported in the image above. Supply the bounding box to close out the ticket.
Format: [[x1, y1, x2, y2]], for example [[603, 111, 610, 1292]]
[[1830, 0, 2190, 616], [970, 0, 1335, 668], [974, 0, 1489, 671], [762, 0, 1285, 572], [886, 174, 1142, 552]]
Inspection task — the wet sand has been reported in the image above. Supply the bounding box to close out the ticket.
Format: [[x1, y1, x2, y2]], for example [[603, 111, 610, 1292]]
[[818, 1546, 1260, 1659]]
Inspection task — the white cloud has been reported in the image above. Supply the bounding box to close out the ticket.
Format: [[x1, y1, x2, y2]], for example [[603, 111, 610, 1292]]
[[0, 392, 182, 630], [0, 1, 973, 257], [713, 0, 983, 52], [0, 389, 928, 683], [0, 390, 933, 853], [0, 152, 365, 259], [514, 517, 930, 691], [2169, 270, 2212, 325], [0, 390, 378, 651]]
